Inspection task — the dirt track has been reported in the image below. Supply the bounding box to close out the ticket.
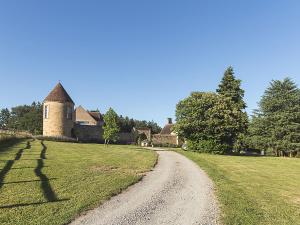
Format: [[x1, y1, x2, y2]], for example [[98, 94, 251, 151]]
[[71, 150, 219, 225]]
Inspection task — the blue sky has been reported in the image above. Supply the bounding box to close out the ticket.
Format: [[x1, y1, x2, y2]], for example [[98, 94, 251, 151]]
[[0, 0, 299, 126]]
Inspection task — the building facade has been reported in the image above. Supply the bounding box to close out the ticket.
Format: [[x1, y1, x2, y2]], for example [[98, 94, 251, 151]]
[[43, 83, 75, 137]]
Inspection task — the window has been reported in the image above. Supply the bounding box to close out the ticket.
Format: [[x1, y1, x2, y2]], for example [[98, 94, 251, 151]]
[[67, 106, 73, 120], [44, 105, 49, 119], [77, 121, 89, 125]]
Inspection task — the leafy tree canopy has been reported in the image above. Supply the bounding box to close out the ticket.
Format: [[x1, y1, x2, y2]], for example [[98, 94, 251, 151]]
[[0, 102, 42, 135], [103, 107, 120, 144], [175, 92, 248, 153]]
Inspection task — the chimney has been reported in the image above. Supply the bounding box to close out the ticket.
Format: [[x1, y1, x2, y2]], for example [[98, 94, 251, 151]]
[[167, 118, 172, 124]]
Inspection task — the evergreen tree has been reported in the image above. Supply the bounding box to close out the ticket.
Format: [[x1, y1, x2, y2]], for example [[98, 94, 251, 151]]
[[216, 66, 246, 109], [249, 78, 300, 157], [103, 108, 120, 145], [216, 67, 248, 150], [0, 108, 11, 129]]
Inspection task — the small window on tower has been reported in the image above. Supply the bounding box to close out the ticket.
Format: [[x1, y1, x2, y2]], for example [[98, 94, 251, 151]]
[[67, 106, 72, 120], [44, 105, 49, 119]]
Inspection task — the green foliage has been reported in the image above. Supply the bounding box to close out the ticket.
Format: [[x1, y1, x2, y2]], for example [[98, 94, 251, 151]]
[[248, 78, 300, 156], [0, 108, 10, 129], [103, 108, 120, 144], [175, 67, 248, 154], [175, 91, 248, 153], [216, 66, 246, 109], [118, 116, 161, 134], [187, 139, 229, 154], [0, 102, 42, 135]]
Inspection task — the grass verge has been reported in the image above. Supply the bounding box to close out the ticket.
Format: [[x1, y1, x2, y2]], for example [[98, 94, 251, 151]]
[[177, 150, 300, 225], [0, 140, 157, 225]]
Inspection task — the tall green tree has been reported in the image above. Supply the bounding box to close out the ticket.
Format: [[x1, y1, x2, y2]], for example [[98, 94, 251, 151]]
[[0, 108, 11, 129], [216, 66, 248, 151], [249, 78, 300, 156], [103, 108, 120, 144], [216, 66, 246, 109], [174, 92, 248, 153]]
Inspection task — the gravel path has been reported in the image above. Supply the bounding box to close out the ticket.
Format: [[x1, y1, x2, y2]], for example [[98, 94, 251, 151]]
[[71, 149, 219, 225]]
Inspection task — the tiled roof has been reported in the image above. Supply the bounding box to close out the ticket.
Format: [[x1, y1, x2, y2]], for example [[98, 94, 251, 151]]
[[88, 111, 102, 122], [44, 83, 74, 104], [160, 124, 174, 135]]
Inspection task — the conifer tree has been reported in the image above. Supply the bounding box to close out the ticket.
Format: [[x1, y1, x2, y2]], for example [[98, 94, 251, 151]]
[[216, 66, 246, 109], [249, 78, 300, 156], [216, 67, 248, 151]]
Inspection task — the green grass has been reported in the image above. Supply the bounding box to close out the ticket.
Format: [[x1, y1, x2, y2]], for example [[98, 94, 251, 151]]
[[0, 140, 157, 225], [178, 150, 300, 225]]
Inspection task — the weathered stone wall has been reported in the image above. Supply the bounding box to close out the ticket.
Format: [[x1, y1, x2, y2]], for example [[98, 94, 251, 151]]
[[73, 124, 103, 142], [152, 134, 182, 146], [117, 132, 136, 144], [43, 101, 74, 137]]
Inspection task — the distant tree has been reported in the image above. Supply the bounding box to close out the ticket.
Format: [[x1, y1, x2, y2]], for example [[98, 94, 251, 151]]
[[118, 116, 161, 134], [216, 66, 248, 151], [146, 120, 162, 134], [0, 108, 11, 129], [103, 108, 120, 145], [7, 102, 43, 134], [248, 78, 300, 156]]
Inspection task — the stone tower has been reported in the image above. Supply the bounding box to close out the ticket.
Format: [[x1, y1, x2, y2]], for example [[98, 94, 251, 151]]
[[43, 83, 75, 137]]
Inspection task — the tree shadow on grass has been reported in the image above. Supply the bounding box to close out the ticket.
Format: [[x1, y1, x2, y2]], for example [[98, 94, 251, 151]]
[[34, 159, 58, 202], [0, 198, 69, 209], [40, 141, 47, 159], [0, 141, 31, 189], [2, 178, 57, 185]]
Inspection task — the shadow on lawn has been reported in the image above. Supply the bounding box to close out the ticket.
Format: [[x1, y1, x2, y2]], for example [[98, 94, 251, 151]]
[[34, 141, 59, 202], [0, 141, 31, 189], [0, 198, 69, 209], [0, 141, 69, 208]]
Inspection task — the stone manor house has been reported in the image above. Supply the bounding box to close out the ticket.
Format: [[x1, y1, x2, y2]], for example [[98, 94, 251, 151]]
[[43, 83, 182, 146]]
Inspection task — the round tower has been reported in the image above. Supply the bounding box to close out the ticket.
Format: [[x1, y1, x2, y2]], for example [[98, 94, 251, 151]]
[[43, 83, 75, 137]]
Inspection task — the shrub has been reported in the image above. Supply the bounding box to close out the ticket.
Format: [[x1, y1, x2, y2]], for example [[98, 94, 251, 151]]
[[34, 135, 78, 143], [186, 139, 229, 154]]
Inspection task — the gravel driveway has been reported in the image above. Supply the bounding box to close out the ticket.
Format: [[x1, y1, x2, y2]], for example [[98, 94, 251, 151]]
[[71, 149, 219, 225]]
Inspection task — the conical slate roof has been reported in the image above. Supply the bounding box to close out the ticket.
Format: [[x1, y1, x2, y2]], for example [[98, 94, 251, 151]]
[[44, 83, 74, 104]]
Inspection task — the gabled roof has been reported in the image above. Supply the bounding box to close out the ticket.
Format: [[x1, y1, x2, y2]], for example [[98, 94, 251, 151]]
[[160, 124, 174, 135], [44, 83, 74, 104], [88, 111, 103, 122]]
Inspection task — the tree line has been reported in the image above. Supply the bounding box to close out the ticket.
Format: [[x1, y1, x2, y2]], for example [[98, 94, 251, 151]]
[[0, 103, 161, 138], [0, 102, 43, 135], [174, 67, 300, 157]]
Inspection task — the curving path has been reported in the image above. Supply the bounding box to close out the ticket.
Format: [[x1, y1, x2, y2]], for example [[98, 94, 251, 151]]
[[71, 149, 219, 225]]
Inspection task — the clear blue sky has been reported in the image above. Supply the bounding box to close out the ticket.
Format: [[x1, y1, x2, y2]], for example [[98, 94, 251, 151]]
[[0, 0, 299, 126]]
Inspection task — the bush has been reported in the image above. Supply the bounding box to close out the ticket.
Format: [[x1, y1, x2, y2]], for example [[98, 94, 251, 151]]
[[34, 135, 78, 143], [186, 139, 229, 154]]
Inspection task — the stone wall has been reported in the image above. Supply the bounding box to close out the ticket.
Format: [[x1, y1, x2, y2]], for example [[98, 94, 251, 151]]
[[152, 134, 182, 147], [73, 124, 104, 142], [43, 101, 74, 137], [117, 132, 136, 144], [73, 125, 135, 144]]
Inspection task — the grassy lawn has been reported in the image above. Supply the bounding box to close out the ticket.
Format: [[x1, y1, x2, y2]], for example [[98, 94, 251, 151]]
[[0, 139, 157, 225], [178, 150, 300, 225]]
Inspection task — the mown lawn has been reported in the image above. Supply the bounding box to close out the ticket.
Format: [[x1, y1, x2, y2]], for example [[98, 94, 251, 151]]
[[178, 150, 300, 225], [0, 139, 157, 225]]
